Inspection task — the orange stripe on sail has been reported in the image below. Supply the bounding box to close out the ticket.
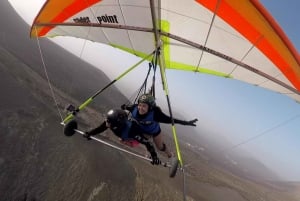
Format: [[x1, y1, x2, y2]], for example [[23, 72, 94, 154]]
[[36, 0, 101, 36], [195, 0, 300, 90]]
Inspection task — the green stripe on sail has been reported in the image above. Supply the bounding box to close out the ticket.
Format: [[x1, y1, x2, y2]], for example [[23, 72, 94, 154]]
[[110, 43, 152, 62], [168, 61, 232, 77], [110, 34, 231, 78]]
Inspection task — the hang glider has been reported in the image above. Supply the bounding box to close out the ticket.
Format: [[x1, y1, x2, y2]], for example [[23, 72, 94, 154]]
[[30, 2, 300, 200], [31, 0, 300, 102]]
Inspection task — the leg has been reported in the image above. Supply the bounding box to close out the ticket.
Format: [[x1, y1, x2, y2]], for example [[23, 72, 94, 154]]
[[153, 132, 173, 158]]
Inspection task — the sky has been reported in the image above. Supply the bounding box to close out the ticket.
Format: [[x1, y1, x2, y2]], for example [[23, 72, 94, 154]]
[[8, 0, 300, 181]]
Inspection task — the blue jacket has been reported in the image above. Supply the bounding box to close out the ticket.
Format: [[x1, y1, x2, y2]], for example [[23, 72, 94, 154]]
[[132, 106, 161, 135]]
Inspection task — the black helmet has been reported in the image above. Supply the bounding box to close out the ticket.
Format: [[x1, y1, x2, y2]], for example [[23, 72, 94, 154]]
[[106, 109, 128, 129], [138, 94, 156, 108]]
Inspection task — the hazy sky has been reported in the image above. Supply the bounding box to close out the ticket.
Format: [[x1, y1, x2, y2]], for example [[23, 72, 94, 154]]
[[8, 0, 300, 181]]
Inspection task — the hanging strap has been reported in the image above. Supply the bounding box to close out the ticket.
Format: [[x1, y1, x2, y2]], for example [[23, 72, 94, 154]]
[[131, 48, 160, 104], [149, 47, 160, 98], [132, 63, 153, 104]]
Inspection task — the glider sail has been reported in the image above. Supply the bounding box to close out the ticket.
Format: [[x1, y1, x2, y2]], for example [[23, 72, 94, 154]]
[[31, 0, 300, 102]]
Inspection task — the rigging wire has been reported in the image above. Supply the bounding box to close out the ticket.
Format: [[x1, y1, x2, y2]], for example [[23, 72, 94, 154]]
[[222, 113, 300, 153], [34, 27, 63, 122], [195, 0, 220, 72]]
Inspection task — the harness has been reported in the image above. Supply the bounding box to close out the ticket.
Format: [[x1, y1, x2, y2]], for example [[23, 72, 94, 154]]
[[132, 106, 160, 134]]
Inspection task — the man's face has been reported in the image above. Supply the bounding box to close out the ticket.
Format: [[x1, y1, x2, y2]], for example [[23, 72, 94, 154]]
[[138, 103, 149, 115]]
